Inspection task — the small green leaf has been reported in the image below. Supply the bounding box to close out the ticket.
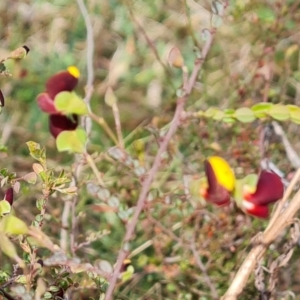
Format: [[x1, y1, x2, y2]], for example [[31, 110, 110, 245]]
[[1, 215, 29, 235], [0, 200, 11, 216], [251, 102, 273, 118], [212, 110, 224, 120], [44, 292, 53, 299], [56, 129, 87, 153], [287, 105, 300, 124], [269, 104, 290, 121], [26, 141, 44, 161], [223, 109, 236, 123], [224, 108, 235, 116], [49, 286, 60, 292], [54, 186, 78, 195], [121, 265, 134, 282], [36, 199, 46, 211], [235, 107, 256, 123], [54, 91, 88, 115], [204, 107, 221, 118], [223, 117, 236, 123]]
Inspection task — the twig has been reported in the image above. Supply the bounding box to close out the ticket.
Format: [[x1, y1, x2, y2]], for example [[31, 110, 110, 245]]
[[271, 121, 300, 168], [60, 0, 96, 255], [88, 111, 118, 145], [104, 22, 217, 300], [265, 167, 300, 233], [0, 288, 16, 300], [0, 111, 21, 145], [222, 170, 300, 300], [112, 103, 125, 150], [60, 198, 71, 252], [147, 211, 218, 298], [190, 242, 218, 299], [84, 152, 105, 187]]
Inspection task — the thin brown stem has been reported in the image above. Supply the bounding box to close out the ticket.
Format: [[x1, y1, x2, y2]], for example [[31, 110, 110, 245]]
[[112, 103, 124, 150], [84, 152, 105, 187], [89, 111, 118, 145], [147, 212, 218, 298], [104, 23, 217, 300], [222, 172, 300, 300], [190, 242, 218, 299]]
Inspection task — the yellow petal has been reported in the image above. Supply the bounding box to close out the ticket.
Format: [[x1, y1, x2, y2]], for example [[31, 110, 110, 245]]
[[207, 156, 235, 192], [67, 66, 80, 79]]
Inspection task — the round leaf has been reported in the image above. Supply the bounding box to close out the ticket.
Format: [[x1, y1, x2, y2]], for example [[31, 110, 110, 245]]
[[54, 91, 88, 115], [0, 200, 11, 216], [269, 104, 290, 121], [223, 109, 236, 123], [56, 129, 87, 153], [204, 107, 221, 118], [212, 110, 224, 120], [235, 107, 256, 123], [1, 215, 28, 235], [287, 105, 300, 124], [251, 102, 273, 118]]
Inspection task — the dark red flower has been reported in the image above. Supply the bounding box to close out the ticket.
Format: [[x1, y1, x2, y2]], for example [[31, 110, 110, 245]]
[[36, 93, 58, 114], [4, 188, 14, 205], [201, 160, 231, 206], [242, 171, 284, 218], [49, 114, 79, 138], [46, 68, 79, 99], [36, 66, 80, 115], [36, 66, 80, 138]]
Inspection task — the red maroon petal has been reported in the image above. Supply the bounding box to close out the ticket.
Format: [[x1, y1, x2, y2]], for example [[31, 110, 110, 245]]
[[37, 93, 59, 114], [203, 160, 231, 206], [0, 89, 4, 107], [245, 204, 269, 219], [205, 189, 231, 206], [46, 71, 78, 99], [4, 188, 14, 205], [246, 171, 284, 206], [205, 160, 218, 194], [49, 114, 79, 138]]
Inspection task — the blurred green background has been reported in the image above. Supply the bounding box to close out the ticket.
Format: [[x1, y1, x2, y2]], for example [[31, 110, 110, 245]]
[[1, 0, 300, 299]]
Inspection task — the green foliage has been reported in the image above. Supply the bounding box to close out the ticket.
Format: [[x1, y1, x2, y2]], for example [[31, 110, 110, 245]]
[[56, 128, 87, 153], [198, 102, 300, 123], [54, 91, 88, 115], [1, 0, 300, 299], [0, 200, 11, 216]]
